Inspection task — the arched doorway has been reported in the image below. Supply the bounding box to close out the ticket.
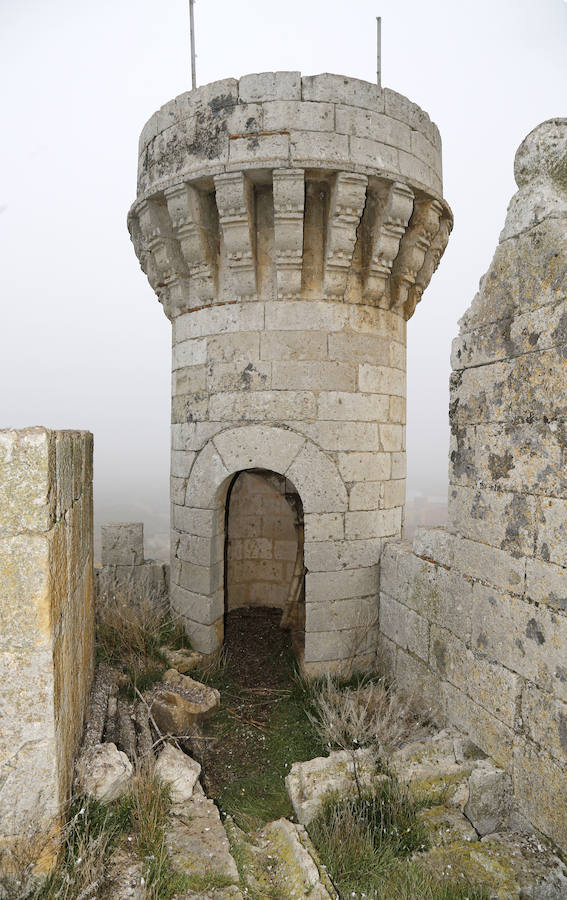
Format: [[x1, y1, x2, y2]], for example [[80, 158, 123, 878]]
[[225, 469, 305, 660]]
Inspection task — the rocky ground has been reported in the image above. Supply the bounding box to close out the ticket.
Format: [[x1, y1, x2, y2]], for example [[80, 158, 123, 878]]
[[70, 609, 567, 899]]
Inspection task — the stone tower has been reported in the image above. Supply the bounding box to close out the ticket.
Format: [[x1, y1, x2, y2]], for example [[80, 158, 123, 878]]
[[128, 72, 452, 674]]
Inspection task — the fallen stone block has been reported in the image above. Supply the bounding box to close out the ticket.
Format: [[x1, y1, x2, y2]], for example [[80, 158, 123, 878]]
[[151, 671, 220, 734], [159, 646, 203, 673], [75, 742, 133, 803], [481, 832, 567, 899], [155, 744, 201, 803], [285, 748, 376, 825], [464, 762, 512, 836]]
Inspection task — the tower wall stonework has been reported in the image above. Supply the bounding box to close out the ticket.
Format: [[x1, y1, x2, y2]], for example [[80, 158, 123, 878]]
[[129, 72, 451, 673], [379, 120, 567, 851], [0, 428, 94, 864]]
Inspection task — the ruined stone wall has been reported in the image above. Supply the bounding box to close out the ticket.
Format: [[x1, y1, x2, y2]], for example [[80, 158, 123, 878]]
[[0, 428, 94, 861], [226, 471, 299, 611], [379, 120, 567, 851], [95, 522, 169, 610]]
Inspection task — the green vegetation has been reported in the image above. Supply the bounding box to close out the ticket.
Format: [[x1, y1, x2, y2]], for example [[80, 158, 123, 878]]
[[308, 781, 490, 900]]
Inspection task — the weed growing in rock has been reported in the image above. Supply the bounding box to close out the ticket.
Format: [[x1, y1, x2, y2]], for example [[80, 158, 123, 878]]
[[308, 780, 490, 900]]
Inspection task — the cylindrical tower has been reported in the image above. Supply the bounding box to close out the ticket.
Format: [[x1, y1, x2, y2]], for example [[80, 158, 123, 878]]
[[129, 71, 452, 675]]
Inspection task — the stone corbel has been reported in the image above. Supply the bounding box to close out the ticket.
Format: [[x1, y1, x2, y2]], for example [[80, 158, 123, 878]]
[[323, 172, 368, 299], [214, 172, 257, 300], [273, 168, 305, 299], [405, 213, 453, 319], [136, 198, 190, 318], [164, 183, 217, 308], [365, 181, 415, 306], [390, 197, 444, 318]]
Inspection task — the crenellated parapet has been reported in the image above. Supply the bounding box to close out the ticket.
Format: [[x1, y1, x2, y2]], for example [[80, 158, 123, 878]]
[[129, 73, 452, 320]]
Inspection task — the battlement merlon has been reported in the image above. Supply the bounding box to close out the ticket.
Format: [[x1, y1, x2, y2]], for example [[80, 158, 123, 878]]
[[128, 72, 452, 320]]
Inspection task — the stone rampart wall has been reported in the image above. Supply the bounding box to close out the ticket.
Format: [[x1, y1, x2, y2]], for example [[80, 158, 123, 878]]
[[378, 120, 567, 852], [0, 428, 94, 861], [95, 522, 169, 611]]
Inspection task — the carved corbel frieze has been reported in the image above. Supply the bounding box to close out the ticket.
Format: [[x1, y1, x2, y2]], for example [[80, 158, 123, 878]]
[[214, 172, 257, 300], [405, 213, 452, 319], [136, 198, 190, 318], [273, 168, 305, 299], [323, 172, 368, 299], [164, 183, 217, 307], [390, 197, 444, 317], [365, 182, 415, 306]]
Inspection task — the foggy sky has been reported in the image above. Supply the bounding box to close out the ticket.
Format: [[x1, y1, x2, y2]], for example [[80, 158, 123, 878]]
[[1, 0, 566, 556]]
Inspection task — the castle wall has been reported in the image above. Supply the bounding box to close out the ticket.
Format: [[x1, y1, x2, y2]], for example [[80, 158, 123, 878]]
[[0, 428, 94, 865], [379, 120, 567, 851]]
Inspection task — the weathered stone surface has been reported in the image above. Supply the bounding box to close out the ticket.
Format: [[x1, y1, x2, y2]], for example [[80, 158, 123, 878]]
[[151, 673, 220, 734], [286, 749, 376, 825], [0, 428, 94, 858], [165, 787, 239, 887], [75, 742, 133, 803], [159, 646, 203, 673], [155, 744, 201, 803], [417, 805, 478, 846], [464, 763, 512, 836], [101, 523, 144, 566]]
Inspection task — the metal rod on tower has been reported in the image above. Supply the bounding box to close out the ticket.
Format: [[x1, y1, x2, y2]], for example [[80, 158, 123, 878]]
[[376, 16, 382, 89], [189, 0, 197, 89]]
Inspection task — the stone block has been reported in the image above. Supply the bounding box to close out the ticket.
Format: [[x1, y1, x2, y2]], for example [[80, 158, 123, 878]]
[[306, 596, 378, 633], [305, 539, 381, 572], [463, 763, 512, 836], [449, 534, 525, 595], [263, 99, 334, 132], [400, 555, 473, 641], [207, 360, 271, 393], [260, 330, 328, 361], [338, 451, 391, 483], [430, 624, 521, 728], [306, 566, 378, 602], [513, 738, 567, 853], [526, 557, 567, 611], [318, 391, 390, 422], [209, 390, 317, 422], [271, 360, 355, 392], [328, 331, 390, 365], [358, 363, 405, 395], [395, 649, 443, 719], [101, 523, 144, 567], [379, 593, 429, 661], [184, 442, 230, 508], [335, 106, 411, 150], [177, 531, 223, 567], [285, 421, 379, 452], [448, 485, 537, 558], [173, 365, 207, 396], [520, 682, 567, 765], [349, 136, 399, 172], [228, 131, 290, 167], [170, 583, 223, 626], [471, 582, 567, 701], [304, 513, 344, 542], [536, 496, 567, 568], [173, 302, 264, 342], [75, 743, 133, 804], [391, 451, 406, 478], [379, 424, 404, 452], [170, 450, 196, 479], [213, 423, 305, 477], [206, 331, 260, 363], [264, 299, 349, 333], [286, 442, 347, 513], [345, 508, 401, 540], [155, 744, 201, 803], [171, 422, 222, 452], [239, 71, 301, 102], [304, 626, 377, 663], [0, 428, 54, 535], [171, 507, 222, 537], [290, 130, 349, 166], [412, 526, 455, 568], [443, 682, 514, 770], [302, 74, 383, 110], [348, 481, 383, 511]]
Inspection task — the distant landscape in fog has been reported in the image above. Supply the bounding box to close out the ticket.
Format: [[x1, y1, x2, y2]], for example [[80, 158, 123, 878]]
[[1, 0, 566, 562]]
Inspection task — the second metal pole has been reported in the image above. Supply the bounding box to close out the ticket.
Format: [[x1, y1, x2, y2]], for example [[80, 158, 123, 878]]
[[189, 0, 197, 90], [377, 16, 382, 90]]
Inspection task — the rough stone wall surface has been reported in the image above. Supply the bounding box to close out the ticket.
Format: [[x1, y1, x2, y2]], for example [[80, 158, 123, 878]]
[[0, 427, 94, 859], [129, 73, 451, 674], [95, 522, 169, 611], [379, 119, 567, 851], [226, 471, 299, 611]]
